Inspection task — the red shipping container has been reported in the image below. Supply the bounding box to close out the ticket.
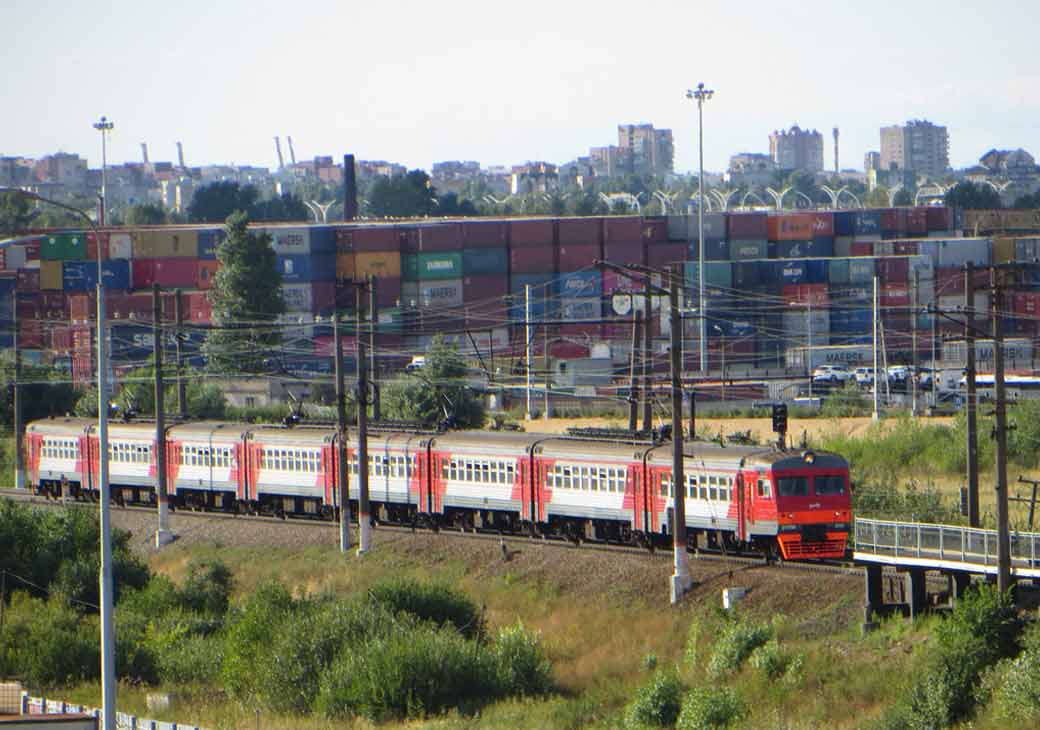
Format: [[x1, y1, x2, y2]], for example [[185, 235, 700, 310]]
[[348, 226, 400, 252], [49, 326, 72, 352], [894, 241, 918, 255], [69, 292, 95, 321], [602, 270, 645, 294], [558, 218, 601, 245], [642, 218, 668, 243], [0, 248, 5, 270], [132, 259, 197, 289], [926, 206, 953, 231], [86, 232, 108, 261], [876, 257, 909, 283], [414, 223, 461, 252], [335, 226, 355, 253], [370, 278, 397, 309], [907, 208, 928, 234], [23, 239, 40, 261], [18, 318, 44, 349], [646, 242, 687, 269], [880, 284, 911, 307], [510, 244, 554, 274], [197, 261, 220, 290], [880, 208, 908, 233], [40, 293, 67, 320], [16, 269, 39, 291], [313, 335, 358, 358], [549, 341, 591, 359], [768, 213, 814, 241], [604, 217, 643, 243], [462, 274, 508, 301], [809, 212, 834, 237], [510, 219, 554, 247], [186, 292, 213, 323], [782, 283, 828, 305], [727, 213, 768, 239], [603, 240, 644, 266], [460, 220, 507, 248], [934, 267, 988, 297], [558, 243, 600, 272], [850, 241, 874, 256], [557, 323, 602, 337]]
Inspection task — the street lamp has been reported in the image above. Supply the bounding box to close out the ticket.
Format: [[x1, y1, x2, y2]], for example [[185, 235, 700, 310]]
[[686, 82, 714, 373], [92, 116, 114, 227], [0, 185, 116, 730]]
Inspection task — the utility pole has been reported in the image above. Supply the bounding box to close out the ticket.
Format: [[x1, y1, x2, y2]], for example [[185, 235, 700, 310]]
[[543, 321, 551, 420], [96, 279, 116, 730], [873, 275, 880, 421], [992, 269, 1011, 594], [153, 284, 172, 548], [368, 276, 380, 421], [931, 302, 938, 409], [965, 263, 980, 527], [525, 284, 533, 420], [911, 269, 919, 417], [628, 311, 641, 431], [12, 291, 24, 489], [174, 289, 186, 419], [669, 264, 691, 604], [333, 312, 352, 553], [642, 281, 653, 431], [356, 336, 371, 554]]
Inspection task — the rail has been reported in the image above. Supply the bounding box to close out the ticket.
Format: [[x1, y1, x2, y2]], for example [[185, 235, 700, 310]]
[[854, 517, 1040, 575], [21, 691, 208, 729]]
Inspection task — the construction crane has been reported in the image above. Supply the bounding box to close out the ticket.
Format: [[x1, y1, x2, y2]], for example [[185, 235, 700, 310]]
[[274, 136, 285, 170], [287, 136, 297, 165]]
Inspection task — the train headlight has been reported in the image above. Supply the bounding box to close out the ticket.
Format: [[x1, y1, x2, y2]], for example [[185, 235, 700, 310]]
[[802, 451, 816, 464]]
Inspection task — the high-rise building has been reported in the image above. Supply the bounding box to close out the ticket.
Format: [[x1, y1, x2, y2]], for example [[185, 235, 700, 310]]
[[768, 125, 824, 173], [616, 124, 674, 176], [879, 120, 949, 179], [864, 151, 881, 173]]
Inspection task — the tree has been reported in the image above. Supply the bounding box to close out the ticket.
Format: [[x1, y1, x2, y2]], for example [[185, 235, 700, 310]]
[[365, 170, 438, 218], [0, 362, 81, 426], [1013, 192, 1040, 209], [893, 188, 913, 206], [251, 192, 309, 222], [381, 337, 485, 429], [433, 193, 479, 217], [202, 212, 285, 374], [945, 181, 1003, 210], [0, 192, 34, 237], [124, 202, 168, 226], [107, 362, 226, 419], [187, 181, 259, 223]]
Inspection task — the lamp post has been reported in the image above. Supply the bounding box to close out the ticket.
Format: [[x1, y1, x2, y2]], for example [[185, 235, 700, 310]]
[[0, 183, 116, 730], [93, 116, 114, 227], [686, 82, 714, 373]]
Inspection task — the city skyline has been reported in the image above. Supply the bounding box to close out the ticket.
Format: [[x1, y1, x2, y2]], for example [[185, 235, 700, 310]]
[[3, 1, 1038, 174]]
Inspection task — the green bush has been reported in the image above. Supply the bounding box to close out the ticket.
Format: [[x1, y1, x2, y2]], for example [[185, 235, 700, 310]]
[[820, 384, 871, 417], [370, 577, 484, 639], [491, 622, 553, 696], [624, 671, 683, 728], [181, 558, 233, 616], [988, 649, 1040, 723], [221, 581, 297, 703], [316, 624, 498, 721], [0, 593, 100, 688], [748, 639, 791, 680], [706, 618, 771, 679], [676, 686, 745, 729]]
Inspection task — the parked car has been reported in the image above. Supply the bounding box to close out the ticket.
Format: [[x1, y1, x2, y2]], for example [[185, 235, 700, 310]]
[[926, 390, 966, 416], [812, 364, 853, 384], [886, 365, 911, 383], [854, 367, 875, 386]]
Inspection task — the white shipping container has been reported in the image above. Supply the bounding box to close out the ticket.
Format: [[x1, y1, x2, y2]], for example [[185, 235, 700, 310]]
[[937, 293, 989, 321], [786, 345, 873, 370], [834, 236, 855, 258], [281, 283, 315, 313], [264, 227, 312, 255], [908, 254, 934, 281], [942, 338, 1032, 366], [420, 279, 464, 308], [560, 297, 601, 321], [929, 238, 991, 268], [108, 233, 133, 259], [782, 310, 830, 345], [5, 245, 26, 269]]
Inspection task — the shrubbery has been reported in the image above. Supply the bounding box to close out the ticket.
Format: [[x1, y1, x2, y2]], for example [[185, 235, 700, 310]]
[[370, 577, 485, 639], [624, 671, 683, 728], [706, 617, 771, 679], [676, 686, 745, 730]]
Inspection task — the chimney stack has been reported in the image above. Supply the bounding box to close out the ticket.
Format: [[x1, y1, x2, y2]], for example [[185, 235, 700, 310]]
[[176, 141, 186, 170], [833, 127, 839, 174], [287, 136, 297, 165], [343, 154, 358, 221], [274, 137, 285, 170], [140, 143, 149, 165]]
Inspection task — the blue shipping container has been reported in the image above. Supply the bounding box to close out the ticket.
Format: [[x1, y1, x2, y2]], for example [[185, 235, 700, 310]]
[[778, 238, 834, 259], [834, 211, 855, 236], [699, 239, 729, 261], [557, 270, 602, 298], [277, 253, 336, 283], [509, 273, 556, 320], [462, 247, 508, 275], [854, 211, 881, 235], [731, 262, 762, 287], [198, 229, 224, 260], [830, 308, 872, 333], [780, 260, 828, 285], [685, 261, 732, 289], [62, 260, 131, 292], [308, 226, 338, 254]]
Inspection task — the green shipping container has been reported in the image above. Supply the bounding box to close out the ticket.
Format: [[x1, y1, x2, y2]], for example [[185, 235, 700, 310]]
[[417, 251, 463, 280], [462, 247, 508, 275], [42, 232, 87, 260], [402, 254, 420, 281]]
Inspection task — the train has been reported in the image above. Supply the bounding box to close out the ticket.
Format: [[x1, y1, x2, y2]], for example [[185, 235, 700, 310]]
[[24, 418, 851, 560]]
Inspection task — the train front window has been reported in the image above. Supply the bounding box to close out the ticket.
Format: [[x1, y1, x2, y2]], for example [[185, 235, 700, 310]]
[[815, 476, 846, 496], [777, 476, 810, 497]]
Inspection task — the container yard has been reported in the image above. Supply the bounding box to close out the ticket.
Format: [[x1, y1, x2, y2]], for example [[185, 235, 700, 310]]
[[3, 207, 1040, 385]]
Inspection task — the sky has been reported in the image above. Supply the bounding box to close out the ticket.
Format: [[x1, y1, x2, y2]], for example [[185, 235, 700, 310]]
[[3, 0, 1039, 175]]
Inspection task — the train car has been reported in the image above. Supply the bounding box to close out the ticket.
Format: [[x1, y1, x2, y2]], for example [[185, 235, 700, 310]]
[[23, 418, 851, 560]]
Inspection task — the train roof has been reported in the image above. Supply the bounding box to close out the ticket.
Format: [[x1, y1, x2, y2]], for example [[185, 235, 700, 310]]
[[169, 421, 251, 442], [26, 417, 93, 435]]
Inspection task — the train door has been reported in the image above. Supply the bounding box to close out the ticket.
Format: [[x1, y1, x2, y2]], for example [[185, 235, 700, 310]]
[[735, 472, 747, 541]]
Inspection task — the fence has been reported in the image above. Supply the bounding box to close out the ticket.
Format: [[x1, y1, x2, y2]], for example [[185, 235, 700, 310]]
[[855, 517, 1040, 576], [21, 692, 208, 730]]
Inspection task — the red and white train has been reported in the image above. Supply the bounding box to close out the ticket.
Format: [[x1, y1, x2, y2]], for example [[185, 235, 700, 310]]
[[25, 418, 851, 560]]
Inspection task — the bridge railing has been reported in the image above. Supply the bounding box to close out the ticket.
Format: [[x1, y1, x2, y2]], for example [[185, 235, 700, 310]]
[[855, 518, 1040, 570]]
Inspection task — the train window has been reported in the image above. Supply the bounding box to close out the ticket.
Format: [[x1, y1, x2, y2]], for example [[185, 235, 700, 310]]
[[814, 476, 846, 496], [757, 479, 771, 498], [507, 463, 515, 483], [777, 477, 810, 497]]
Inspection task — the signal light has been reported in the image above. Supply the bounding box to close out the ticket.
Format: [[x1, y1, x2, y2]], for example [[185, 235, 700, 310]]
[[772, 404, 788, 435]]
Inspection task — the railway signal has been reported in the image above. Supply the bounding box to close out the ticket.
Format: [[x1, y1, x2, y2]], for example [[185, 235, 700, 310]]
[[772, 404, 788, 446]]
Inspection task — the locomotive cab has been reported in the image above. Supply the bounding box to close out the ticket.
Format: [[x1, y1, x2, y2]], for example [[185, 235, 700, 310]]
[[768, 450, 851, 559]]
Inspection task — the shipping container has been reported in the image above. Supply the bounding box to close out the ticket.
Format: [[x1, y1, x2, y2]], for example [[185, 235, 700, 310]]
[[701, 239, 729, 261], [107, 232, 132, 259], [732, 261, 763, 288], [646, 242, 687, 269], [510, 219, 555, 247], [411, 223, 461, 252], [777, 238, 834, 259], [781, 310, 829, 345], [16, 269, 40, 291], [260, 226, 333, 255], [848, 258, 876, 285], [829, 308, 872, 334], [880, 208, 908, 234], [786, 344, 872, 370], [509, 273, 556, 319], [460, 220, 507, 248], [41, 232, 87, 261], [276, 253, 336, 283], [282, 282, 336, 313], [84, 232, 107, 261], [833, 211, 855, 236], [768, 213, 815, 241], [4, 245, 26, 270], [929, 238, 991, 268], [782, 283, 828, 305], [934, 266, 989, 297], [510, 243, 555, 274], [964, 209, 1040, 233], [336, 252, 356, 281], [401, 255, 419, 281], [780, 260, 827, 285], [373, 277, 401, 309], [809, 212, 834, 237], [462, 274, 509, 301], [463, 247, 508, 276], [875, 257, 909, 283], [642, 218, 668, 243], [603, 217, 643, 243], [908, 254, 935, 282], [354, 251, 402, 279], [684, 211, 726, 241], [603, 240, 643, 265], [729, 239, 768, 260], [1015, 237, 1040, 262], [685, 261, 732, 289], [339, 226, 399, 253], [829, 259, 850, 285], [197, 261, 220, 290], [63, 260, 131, 291], [907, 207, 928, 234], [602, 270, 646, 295], [557, 217, 601, 246], [854, 211, 881, 235], [881, 284, 911, 307], [186, 291, 213, 323], [926, 206, 953, 231], [418, 279, 464, 308], [851, 240, 874, 257], [834, 236, 855, 259], [415, 251, 463, 280], [727, 212, 768, 239], [557, 242, 600, 271], [131, 229, 199, 258], [938, 294, 989, 322], [667, 215, 689, 241], [131, 258, 196, 289], [557, 270, 601, 298], [990, 236, 1013, 263], [559, 297, 602, 321], [39, 260, 63, 290]]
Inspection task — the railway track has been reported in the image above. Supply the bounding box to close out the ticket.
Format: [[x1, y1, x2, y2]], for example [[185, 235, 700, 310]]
[[0, 486, 862, 578]]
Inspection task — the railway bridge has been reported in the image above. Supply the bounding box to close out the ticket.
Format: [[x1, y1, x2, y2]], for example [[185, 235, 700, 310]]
[[853, 517, 1040, 620]]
